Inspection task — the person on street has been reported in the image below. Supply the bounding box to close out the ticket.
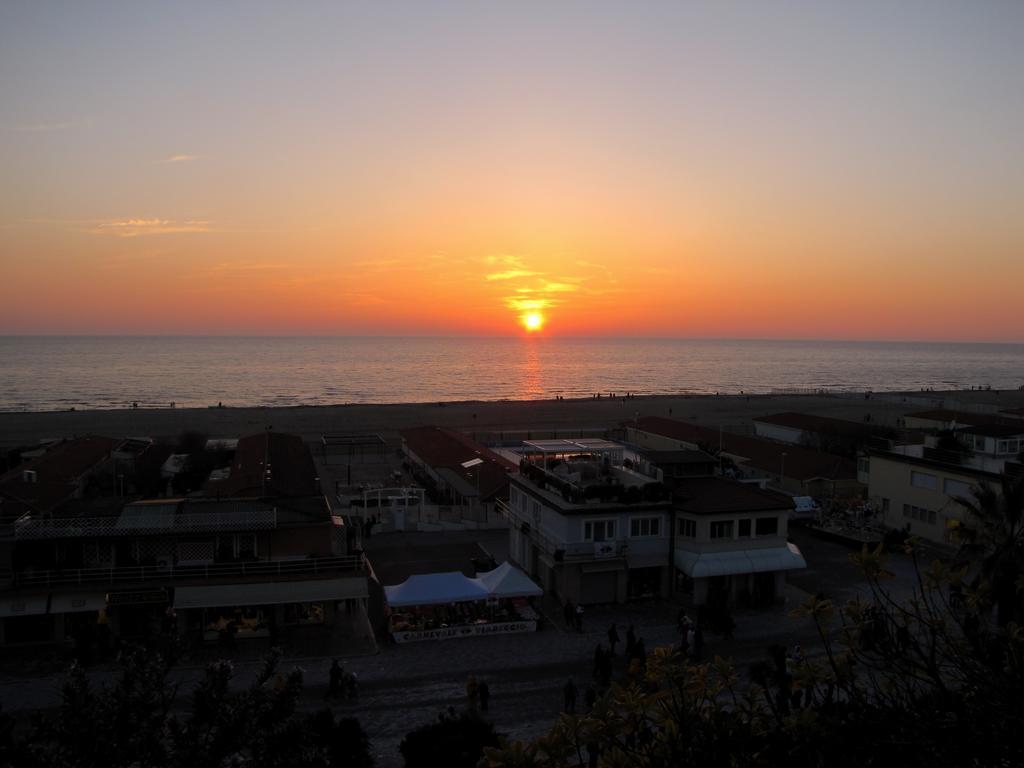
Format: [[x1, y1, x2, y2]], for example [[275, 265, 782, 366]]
[[625, 624, 637, 658], [607, 623, 620, 656], [479, 679, 490, 712], [327, 659, 343, 700], [563, 677, 578, 713], [466, 674, 479, 709], [575, 603, 585, 633]]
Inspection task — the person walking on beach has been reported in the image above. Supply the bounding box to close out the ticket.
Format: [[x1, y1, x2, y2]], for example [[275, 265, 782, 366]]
[[607, 623, 620, 656], [563, 678, 578, 713], [478, 679, 490, 712]]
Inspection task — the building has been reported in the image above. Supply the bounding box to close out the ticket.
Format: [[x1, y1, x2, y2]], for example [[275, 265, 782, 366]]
[[902, 409, 1021, 432], [672, 477, 804, 607], [400, 426, 517, 524], [1, 432, 368, 649], [501, 440, 674, 604], [752, 412, 878, 452], [629, 417, 862, 498], [864, 446, 1002, 547]]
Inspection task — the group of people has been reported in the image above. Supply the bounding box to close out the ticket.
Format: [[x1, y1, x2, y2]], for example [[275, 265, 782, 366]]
[[465, 674, 491, 712], [563, 600, 585, 632], [326, 659, 359, 701]]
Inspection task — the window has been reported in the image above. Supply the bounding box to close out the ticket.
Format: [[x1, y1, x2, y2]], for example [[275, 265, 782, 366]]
[[710, 520, 733, 539], [997, 441, 1010, 454], [911, 471, 938, 490], [284, 602, 325, 625], [881, 497, 890, 513], [738, 519, 751, 537], [858, 458, 870, 474], [584, 519, 616, 542], [755, 517, 779, 536], [677, 518, 696, 538], [630, 517, 661, 537], [943, 478, 972, 498], [903, 503, 936, 525]]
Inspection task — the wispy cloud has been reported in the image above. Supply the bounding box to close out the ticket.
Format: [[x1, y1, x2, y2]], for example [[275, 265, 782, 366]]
[[486, 269, 540, 281], [505, 297, 556, 312], [159, 154, 197, 164], [89, 218, 211, 237]]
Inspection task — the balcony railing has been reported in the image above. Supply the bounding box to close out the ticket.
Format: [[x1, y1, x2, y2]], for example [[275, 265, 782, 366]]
[[495, 500, 628, 562], [7, 554, 365, 588], [13, 509, 278, 540]]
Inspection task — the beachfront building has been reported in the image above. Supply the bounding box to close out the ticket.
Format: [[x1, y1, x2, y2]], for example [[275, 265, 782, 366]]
[[500, 440, 674, 604], [863, 429, 1022, 547], [400, 425, 517, 526], [629, 417, 863, 499], [672, 478, 805, 607], [752, 412, 878, 454], [1, 432, 369, 651]]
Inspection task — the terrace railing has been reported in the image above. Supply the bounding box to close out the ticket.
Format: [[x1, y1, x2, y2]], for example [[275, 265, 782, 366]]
[[8, 553, 366, 588], [13, 509, 278, 540]]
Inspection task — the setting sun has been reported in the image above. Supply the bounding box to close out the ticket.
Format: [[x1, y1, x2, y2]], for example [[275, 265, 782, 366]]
[[522, 312, 545, 332]]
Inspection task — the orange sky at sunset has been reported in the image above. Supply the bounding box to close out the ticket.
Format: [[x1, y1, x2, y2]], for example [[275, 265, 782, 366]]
[[2, 3, 1023, 341]]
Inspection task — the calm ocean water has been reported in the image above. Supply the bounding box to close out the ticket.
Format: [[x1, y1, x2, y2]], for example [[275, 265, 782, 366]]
[[0, 337, 1021, 411]]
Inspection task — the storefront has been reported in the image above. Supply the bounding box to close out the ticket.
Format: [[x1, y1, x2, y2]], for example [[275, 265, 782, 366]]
[[173, 577, 368, 643]]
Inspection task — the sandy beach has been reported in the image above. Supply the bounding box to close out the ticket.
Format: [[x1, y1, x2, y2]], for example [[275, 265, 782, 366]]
[[3, 389, 1022, 449]]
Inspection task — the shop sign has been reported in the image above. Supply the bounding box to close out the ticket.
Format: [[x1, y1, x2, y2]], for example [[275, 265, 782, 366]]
[[393, 620, 536, 643]]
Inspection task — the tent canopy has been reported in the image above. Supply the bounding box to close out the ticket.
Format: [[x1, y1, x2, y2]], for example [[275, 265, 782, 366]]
[[384, 562, 542, 607], [384, 571, 489, 608], [476, 561, 543, 599]]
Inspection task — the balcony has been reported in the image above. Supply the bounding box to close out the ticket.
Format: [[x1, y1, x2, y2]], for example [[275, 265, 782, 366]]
[[6, 554, 366, 588], [13, 509, 278, 540]]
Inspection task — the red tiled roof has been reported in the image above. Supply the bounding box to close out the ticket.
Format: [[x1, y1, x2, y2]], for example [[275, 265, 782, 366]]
[[205, 432, 319, 498], [634, 417, 857, 482], [0, 436, 119, 514], [673, 477, 794, 515], [401, 426, 516, 500], [0, 435, 118, 485]]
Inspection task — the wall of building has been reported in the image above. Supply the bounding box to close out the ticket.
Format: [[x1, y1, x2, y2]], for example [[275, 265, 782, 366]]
[[867, 455, 995, 545]]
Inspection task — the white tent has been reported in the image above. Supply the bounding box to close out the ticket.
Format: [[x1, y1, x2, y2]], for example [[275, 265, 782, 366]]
[[476, 561, 543, 599], [384, 571, 490, 608]]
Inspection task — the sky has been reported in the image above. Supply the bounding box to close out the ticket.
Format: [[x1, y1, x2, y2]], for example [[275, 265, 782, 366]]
[[1, 1, 1023, 341]]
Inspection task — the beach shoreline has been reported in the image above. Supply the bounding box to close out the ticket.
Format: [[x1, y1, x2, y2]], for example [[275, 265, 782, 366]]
[[3, 389, 1023, 449]]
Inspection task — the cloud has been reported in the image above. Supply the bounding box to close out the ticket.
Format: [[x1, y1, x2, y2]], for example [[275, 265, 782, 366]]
[[159, 154, 197, 164], [486, 269, 541, 281], [505, 297, 556, 312], [89, 218, 211, 237], [541, 281, 579, 293]]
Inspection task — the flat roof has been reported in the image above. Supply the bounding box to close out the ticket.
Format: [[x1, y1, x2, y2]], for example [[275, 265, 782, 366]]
[[522, 439, 620, 453]]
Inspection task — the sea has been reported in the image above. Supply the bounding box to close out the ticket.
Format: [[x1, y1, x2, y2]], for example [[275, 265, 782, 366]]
[[0, 336, 1021, 412]]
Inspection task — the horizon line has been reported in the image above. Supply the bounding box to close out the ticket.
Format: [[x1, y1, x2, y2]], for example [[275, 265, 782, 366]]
[[1, 333, 1022, 346]]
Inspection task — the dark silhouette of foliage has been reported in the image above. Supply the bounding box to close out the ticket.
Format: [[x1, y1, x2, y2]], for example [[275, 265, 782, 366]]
[[7, 647, 373, 768], [400, 710, 499, 768]]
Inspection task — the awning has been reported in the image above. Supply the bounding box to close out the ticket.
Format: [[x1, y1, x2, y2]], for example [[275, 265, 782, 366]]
[[174, 578, 368, 610], [674, 543, 806, 579], [0, 594, 49, 618], [476, 562, 543, 599], [50, 592, 107, 614], [384, 572, 489, 607]]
